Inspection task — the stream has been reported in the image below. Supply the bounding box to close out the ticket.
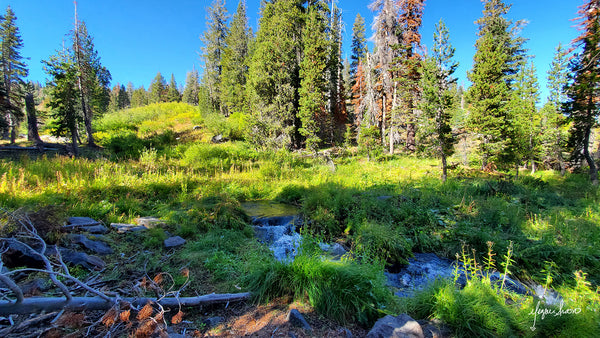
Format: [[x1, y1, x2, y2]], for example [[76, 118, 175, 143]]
[[241, 201, 562, 305]]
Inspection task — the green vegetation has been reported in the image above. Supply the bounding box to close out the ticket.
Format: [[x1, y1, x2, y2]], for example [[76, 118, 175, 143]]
[[1, 102, 599, 335]]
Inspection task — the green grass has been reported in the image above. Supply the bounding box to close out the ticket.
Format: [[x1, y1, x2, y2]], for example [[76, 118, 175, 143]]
[[1, 102, 599, 331]]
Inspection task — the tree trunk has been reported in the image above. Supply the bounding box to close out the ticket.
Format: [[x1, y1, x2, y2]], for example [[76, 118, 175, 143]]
[[584, 126, 598, 185], [25, 93, 43, 148], [0, 293, 251, 315], [406, 123, 416, 153], [441, 153, 447, 183]]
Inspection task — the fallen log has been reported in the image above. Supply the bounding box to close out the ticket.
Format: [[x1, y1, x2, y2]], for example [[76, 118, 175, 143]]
[[0, 292, 251, 315]]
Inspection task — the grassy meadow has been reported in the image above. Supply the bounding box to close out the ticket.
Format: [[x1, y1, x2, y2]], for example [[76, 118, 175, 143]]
[[1, 102, 599, 336]]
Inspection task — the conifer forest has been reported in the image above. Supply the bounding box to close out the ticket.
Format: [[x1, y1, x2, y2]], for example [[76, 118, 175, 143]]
[[0, 1, 599, 337]]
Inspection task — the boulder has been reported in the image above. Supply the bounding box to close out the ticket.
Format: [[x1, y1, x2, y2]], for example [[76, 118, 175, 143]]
[[287, 309, 312, 332], [367, 314, 424, 338], [1, 238, 45, 269], [164, 236, 186, 248], [57, 248, 106, 270], [68, 234, 113, 255]]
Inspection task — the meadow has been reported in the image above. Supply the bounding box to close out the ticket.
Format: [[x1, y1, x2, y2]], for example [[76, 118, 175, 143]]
[[1, 102, 598, 336]]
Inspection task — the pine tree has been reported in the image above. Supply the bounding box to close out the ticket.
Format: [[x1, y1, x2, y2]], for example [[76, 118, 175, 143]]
[[540, 44, 569, 173], [108, 84, 119, 111], [118, 84, 130, 108], [220, 0, 251, 115], [327, 4, 346, 144], [564, 0, 600, 184], [166, 74, 180, 102], [131, 86, 148, 107], [247, 0, 304, 149], [350, 13, 367, 87], [149, 72, 166, 103], [24, 82, 42, 146], [0, 6, 28, 143], [509, 60, 540, 174], [394, 0, 425, 153], [201, 0, 229, 114], [298, 1, 329, 152], [182, 69, 200, 105], [466, 0, 526, 170], [420, 19, 458, 182], [72, 8, 111, 147], [43, 50, 81, 155]]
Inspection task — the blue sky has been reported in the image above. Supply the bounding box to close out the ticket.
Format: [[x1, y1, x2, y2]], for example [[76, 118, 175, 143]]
[[3, 0, 583, 101]]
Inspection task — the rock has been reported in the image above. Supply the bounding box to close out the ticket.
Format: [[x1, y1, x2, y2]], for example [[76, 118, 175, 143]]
[[377, 195, 393, 201], [111, 223, 147, 233], [164, 236, 186, 248], [134, 217, 165, 229], [339, 328, 353, 338], [57, 248, 106, 270], [367, 314, 424, 338], [80, 225, 110, 234], [419, 321, 450, 338], [203, 316, 224, 328], [1, 238, 45, 269], [211, 134, 228, 143], [329, 243, 347, 258], [193, 125, 201, 130], [68, 234, 113, 255], [67, 217, 101, 227], [287, 309, 312, 332]]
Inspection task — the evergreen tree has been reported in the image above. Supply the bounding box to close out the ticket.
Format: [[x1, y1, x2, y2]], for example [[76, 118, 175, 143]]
[[182, 69, 200, 105], [201, 0, 229, 114], [420, 19, 458, 182], [108, 84, 119, 111], [540, 44, 569, 173], [126, 81, 134, 102], [131, 86, 148, 107], [118, 84, 130, 108], [43, 50, 80, 155], [220, 0, 251, 115], [327, 4, 346, 144], [350, 13, 367, 87], [0, 6, 28, 143], [72, 15, 111, 147], [564, 0, 600, 184], [24, 82, 42, 146], [394, 0, 425, 153], [466, 0, 526, 169], [509, 60, 541, 174], [149, 72, 166, 103], [247, 0, 304, 149], [298, 1, 329, 152], [166, 74, 180, 102]]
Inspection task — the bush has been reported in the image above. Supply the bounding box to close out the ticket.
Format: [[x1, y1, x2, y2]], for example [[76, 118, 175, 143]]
[[244, 246, 392, 326]]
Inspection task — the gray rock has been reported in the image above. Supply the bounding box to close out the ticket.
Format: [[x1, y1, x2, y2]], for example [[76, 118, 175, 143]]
[[57, 248, 106, 271], [80, 225, 110, 234], [211, 134, 228, 143], [164, 236, 186, 248], [203, 316, 223, 328], [339, 328, 353, 338], [111, 223, 147, 233], [134, 217, 165, 229], [1, 238, 45, 268], [67, 217, 101, 227], [68, 234, 113, 255], [287, 309, 312, 332], [329, 243, 347, 258], [367, 314, 424, 338]]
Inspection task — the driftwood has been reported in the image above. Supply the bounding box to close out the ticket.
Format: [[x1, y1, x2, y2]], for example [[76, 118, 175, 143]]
[[0, 292, 251, 315]]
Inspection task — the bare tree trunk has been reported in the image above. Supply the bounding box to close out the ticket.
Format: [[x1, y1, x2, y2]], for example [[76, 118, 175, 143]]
[[441, 153, 448, 183], [584, 126, 598, 185], [25, 93, 43, 148], [0, 293, 251, 315]]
